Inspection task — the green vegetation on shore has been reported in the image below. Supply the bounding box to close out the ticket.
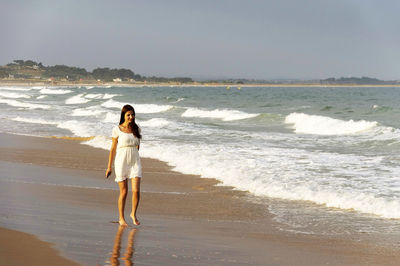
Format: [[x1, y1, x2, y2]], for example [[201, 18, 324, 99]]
[[0, 59, 399, 85], [0, 59, 193, 84]]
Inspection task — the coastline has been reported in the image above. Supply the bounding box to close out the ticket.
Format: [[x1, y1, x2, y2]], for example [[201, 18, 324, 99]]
[[2, 79, 400, 88], [0, 133, 399, 265]]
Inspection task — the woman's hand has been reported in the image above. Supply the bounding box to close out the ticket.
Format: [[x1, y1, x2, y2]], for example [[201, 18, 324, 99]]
[[106, 167, 112, 178]]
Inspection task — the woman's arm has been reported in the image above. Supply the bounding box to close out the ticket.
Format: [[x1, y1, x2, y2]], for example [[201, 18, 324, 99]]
[[106, 138, 118, 178]]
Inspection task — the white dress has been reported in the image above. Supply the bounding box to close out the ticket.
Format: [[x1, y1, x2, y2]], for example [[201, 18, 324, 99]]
[[112, 126, 142, 182]]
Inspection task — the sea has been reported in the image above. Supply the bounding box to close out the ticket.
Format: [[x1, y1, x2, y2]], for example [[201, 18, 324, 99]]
[[1, 84, 400, 246]]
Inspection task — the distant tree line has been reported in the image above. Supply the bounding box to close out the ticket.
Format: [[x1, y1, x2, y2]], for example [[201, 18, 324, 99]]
[[145, 76, 193, 83], [7, 59, 44, 68], [44, 65, 88, 80], [320, 76, 398, 85], [92, 68, 143, 82], [2, 60, 397, 85], [0, 69, 8, 78], [0, 59, 193, 83]]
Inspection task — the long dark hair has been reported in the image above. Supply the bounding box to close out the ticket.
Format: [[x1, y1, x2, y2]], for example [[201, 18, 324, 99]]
[[119, 104, 141, 139]]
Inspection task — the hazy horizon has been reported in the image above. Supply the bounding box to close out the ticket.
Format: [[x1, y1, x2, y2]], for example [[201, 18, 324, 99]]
[[1, 0, 399, 80]]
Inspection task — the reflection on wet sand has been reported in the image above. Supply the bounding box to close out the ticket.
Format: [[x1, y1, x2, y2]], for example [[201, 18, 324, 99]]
[[109, 226, 137, 266]]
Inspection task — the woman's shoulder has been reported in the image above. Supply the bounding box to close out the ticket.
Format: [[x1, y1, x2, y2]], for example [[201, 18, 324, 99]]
[[112, 125, 120, 138]]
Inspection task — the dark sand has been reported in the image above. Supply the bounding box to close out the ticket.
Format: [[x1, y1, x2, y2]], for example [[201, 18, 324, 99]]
[[0, 227, 79, 266], [0, 133, 399, 265]]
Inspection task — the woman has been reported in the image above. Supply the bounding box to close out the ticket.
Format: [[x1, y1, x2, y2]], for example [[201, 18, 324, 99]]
[[106, 104, 142, 226]]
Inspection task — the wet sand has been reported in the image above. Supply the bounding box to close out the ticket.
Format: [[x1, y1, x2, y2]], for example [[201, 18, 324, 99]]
[[0, 133, 399, 265], [0, 227, 79, 266]]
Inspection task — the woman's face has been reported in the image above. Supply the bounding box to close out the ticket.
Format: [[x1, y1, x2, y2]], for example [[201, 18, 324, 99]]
[[124, 111, 134, 123]]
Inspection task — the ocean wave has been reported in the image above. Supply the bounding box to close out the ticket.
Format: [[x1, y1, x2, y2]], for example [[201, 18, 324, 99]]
[[0, 99, 51, 109], [36, 95, 47, 99], [57, 120, 95, 137], [368, 125, 400, 141], [0, 91, 31, 99], [134, 104, 173, 114], [101, 99, 173, 113], [166, 96, 185, 103], [139, 118, 171, 128], [0, 86, 32, 91], [11, 116, 59, 125], [75, 112, 400, 219], [84, 94, 106, 99], [65, 94, 91, 104], [31, 86, 46, 90], [181, 108, 259, 121], [101, 99, 127, 109], [40, 88, 73, 94], [285, 113, 377, 135], [372, 104, 392, 112], [137, 142, 400, 219], [71, 107, 105, 116], [85, 93, 120, 99], [82, 135, 111, 150], [259, 184, 400, 219], [103, 112, 120, 123]]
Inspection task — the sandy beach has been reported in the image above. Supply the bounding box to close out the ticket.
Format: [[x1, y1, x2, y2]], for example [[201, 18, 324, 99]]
[[0, 227, 79, 266], [0, 133, 399, 265]]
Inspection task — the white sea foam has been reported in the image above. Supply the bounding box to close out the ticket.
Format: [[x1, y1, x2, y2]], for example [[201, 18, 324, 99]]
[[0, 86, 32, 91], [3, 85, 400, 223], [31, 86, 46, 90], [103, 93, 120, 99], [60, 105, 400, 220], [0, 91, 31, 99], [181, 108, 259, 121], [40, 88, 73, 94], [11, 116, 58, 125], [57, 120, 94, 137], [101, 99, 127, 109], [103, 112, 120, 123], [85, 93, 120, 99], [71, 107, 105, 117], [140, 118, 171, 128], [0, 99, 51, 109], [101, 99, 173, 113], [137, 141, 400, 219], [285, 113, 377, 135], [82, 135, 111, 150], [65, 94, 91, 104], [36, 95, 47, 99], [134, 104, 173, 114], [84, 94, 104, 99], [365, 125, 400, 142]]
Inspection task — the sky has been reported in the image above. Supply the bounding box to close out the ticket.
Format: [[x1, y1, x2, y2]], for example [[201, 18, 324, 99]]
[[1, 0, 399, 80]]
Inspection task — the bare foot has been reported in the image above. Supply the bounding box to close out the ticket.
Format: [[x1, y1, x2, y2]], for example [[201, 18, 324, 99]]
[[130, 214, 140, 225], [119, 219, 128, 226]]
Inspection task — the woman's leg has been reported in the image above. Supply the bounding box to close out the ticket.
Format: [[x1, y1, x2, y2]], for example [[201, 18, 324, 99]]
[[118, 180, 128, 226], [130, 177, 141, 225]]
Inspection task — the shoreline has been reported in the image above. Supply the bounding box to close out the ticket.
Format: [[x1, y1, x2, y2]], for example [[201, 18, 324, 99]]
[[0, 133, 399, 265], [2, 79, 400, 88]]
